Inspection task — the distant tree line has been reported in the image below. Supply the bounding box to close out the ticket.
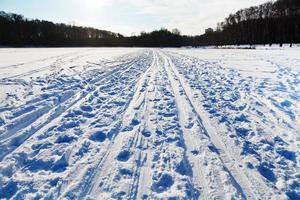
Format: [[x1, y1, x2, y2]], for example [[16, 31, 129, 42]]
[[191, 0, 300, 46], [129, 28, 183, 47], [0, 11, 184, 47], [0, 0, 299, 47], [0, 11, 125, 47]]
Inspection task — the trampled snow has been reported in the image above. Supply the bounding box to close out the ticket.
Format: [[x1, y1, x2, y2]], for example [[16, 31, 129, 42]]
[[0, 47, 299, 199]]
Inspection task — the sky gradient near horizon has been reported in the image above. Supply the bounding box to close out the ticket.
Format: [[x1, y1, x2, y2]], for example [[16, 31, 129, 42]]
[[1, 0, 270, 36]]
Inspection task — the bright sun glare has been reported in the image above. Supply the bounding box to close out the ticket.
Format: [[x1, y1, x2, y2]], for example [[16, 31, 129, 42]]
[[80, 0, 110, 9]]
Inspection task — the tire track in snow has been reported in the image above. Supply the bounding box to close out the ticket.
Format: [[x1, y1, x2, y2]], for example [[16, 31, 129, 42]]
[[165, 50, 298, 198], [0, 53, 147, 162], [85, 51, 200, 199], [0, 49, 84, 70], [0, 51, 149, 167], [0, 50, 154, 199], [118, 52, 198, 199], [160, 50, 247, 199], [79, 52, 157, 199], [162, 50, 283, 199], [53, 51, 155, 199], [134, 52, 199, 199], [0, 49, 97, 81]]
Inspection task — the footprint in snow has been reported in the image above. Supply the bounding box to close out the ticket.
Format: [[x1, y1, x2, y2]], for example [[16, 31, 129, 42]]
[[116, 150, 131, 162], [89, 131, 106, 142], [80, 104, 93, 112], [151, 173, 174, 193], [141, 130, 151, 137]]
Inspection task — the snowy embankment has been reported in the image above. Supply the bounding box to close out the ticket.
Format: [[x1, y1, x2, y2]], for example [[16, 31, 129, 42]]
[[195, 44, 300, 50], [0, 47, 299, 199]]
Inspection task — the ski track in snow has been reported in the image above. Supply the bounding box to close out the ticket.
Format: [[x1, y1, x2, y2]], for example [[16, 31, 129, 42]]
[[0, 47, 299, 200]]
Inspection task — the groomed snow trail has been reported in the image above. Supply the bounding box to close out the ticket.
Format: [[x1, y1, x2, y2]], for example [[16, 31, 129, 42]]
[[0, 48, 299, 199]]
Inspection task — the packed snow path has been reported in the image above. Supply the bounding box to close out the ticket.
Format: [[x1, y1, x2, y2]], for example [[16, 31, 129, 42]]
[[0, 48, 299, 199]]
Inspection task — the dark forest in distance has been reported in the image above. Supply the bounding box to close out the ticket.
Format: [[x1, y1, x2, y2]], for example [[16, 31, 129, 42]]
[[0, 0, 299, 47]]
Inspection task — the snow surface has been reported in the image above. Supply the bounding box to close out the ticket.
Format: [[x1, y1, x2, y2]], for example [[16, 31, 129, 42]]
[[0, 47, 299, 199]]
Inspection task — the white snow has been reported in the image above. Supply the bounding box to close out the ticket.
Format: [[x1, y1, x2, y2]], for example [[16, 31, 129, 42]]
[[0, 47, 299, 199]]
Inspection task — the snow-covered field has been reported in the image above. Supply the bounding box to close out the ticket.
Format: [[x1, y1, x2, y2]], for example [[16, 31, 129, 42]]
[[0, 47, 299, 199]]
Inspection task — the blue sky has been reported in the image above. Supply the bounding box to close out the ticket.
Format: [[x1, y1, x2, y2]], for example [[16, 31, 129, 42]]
[[1, 0, 269, 35]]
